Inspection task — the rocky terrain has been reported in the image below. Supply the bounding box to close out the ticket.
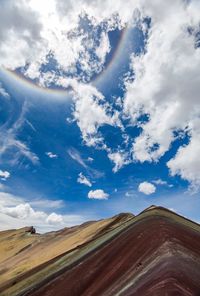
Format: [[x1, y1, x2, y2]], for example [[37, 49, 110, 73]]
[[0, 206, 200, 296]]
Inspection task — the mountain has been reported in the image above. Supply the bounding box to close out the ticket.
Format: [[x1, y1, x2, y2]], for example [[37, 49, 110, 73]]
[[0, 207, 200, 296]]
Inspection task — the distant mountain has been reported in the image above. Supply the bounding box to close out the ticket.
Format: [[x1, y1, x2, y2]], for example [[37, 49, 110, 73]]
[[0, 206, 200, 296]]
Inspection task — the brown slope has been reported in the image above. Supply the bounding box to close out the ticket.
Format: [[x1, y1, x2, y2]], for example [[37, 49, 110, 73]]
[[21, 207, 200, 296], [0, 227, 39, 264], [0, 212, 134, 295]]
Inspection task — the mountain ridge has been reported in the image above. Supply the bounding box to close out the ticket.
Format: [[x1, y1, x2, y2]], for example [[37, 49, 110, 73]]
[[0, 206, 200, 296]]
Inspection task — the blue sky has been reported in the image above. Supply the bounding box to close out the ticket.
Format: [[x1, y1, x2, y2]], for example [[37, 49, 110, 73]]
[[0, 0, 200, 232]]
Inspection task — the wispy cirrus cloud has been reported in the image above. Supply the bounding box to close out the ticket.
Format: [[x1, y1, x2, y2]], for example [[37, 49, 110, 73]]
[[0, 100, 39, 165], [68, 147, 88, 169], [68, 147, 103, 178], [29, 198, 64, 210]]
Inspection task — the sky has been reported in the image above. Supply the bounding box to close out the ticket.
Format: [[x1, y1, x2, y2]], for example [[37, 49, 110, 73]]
[[0, 0, 200, 232]]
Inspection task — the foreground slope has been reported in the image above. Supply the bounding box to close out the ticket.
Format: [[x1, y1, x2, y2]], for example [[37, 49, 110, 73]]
[[0, 213, 133, 295], [1, 207, 200, 295]]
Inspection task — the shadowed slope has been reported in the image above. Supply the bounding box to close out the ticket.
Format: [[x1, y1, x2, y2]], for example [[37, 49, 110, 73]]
[[1, 207, 200, 296]]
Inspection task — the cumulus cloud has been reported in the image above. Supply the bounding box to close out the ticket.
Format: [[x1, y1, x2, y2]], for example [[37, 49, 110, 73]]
[[0, 191, 87, 232], [88, 189, 109, 200], [0, 0, 43, 70], [0, 192, 63, 227], [70, 82, 119, 147], [46, 212, 63, 224], [0, 203, 45, 219], [0, 0, 123, 87], [0, 201, 63, 226], [0, 170, 10, 180], [62, 0, 200, 191], [55, 0, 143, 28], [108, 151, 130, 172], [77, 172, 92, 187], [138, 182, 156, 195], [95, 32, 111, 64], [167, 123, 200, 193], [123, 0, 200, 190]]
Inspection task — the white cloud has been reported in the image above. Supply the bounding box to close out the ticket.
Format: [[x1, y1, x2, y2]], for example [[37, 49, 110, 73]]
[[0, 0, 44, 70], [0, 191, 87, 232], [0, 170, 10, 180], [88, 189, 109, 200], [152, 179, 173, 188], [68, 147, 88, 169], [0, 0, 123, 87], [167, 123, 200, 193], [0, 192, 24, 207], [12, 140, 39, 165], [0, 192, 63, 228], [87, 157, 94, 162], [0, 203, 45, 219], [46, 151, 58, 158], [121, 0, 200, 191], [152, 179, 168, 186], [71, 81, 119, 146], [138, 182, 156, 195], [0, 83, 10, 98], [25, 120, 37, 132], [68, 147, 103, 178], [55, 0, 147, 29], [77, 172, 92, 187], [30, 198, 64, 209], [0, 210, 86, 233], [1, 0, 200, 191], [0, 1, 121, 163], [108, 151, 130, 172], [95, 32, 111, 64], [61, 0, 200, 191], [0, 101, 39, 165], [46, 212, 64, 225]]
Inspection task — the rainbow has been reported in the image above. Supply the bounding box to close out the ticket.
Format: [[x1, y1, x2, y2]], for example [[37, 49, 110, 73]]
[[92, 27, 128, 86], [0, 26, 130, 96], [0, 67, 68, 97]]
